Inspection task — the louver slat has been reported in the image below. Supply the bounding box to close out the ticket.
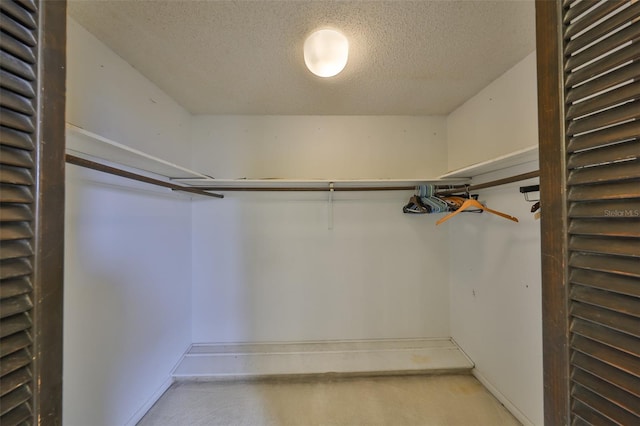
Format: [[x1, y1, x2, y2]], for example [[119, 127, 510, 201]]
[[0, 386, 31, 416], [0, 185, 32, 203], [569, 217, 640, 238], [571, 302, 640, 339], [566, 42, 640, 89], [0, 165, 34, 185], [572, 286, 640, 319], [0, 1, 36, 29], [569, 200, 640, 219], [570, 252, 640, 277], [572, 399, 613, 425], [0, 223, 33, 241], [0, 259, 31, 281], [572, 351, 640, 398], [0, 295, 32, 320], [565, 19, 640, 72], [0, 205, 32, 222], [0, 69, 36, 98], [572, 335, 639, 382], [0, 314, 31, 338], [0, 349, 30, 377], [564, 0, 598, 24], [570, 235, 640, 258], [568, 141, 640, 169], [572, 369, 640, 417], [567, 103, 640, 136], [0, 88, 34, 115], [565, 0, 623, 39], [570, 269, 640, 298], [0, 367, 31, 397], [567, 81, 640, 121], [572, 384, 639, 425], [568, 218, 640, 237], [0, 127, 33, 150], [0, 51, 35, 82], [0, 29, 35, 64], [568, 161, 640, 185], [565, 2, 640, 56], [0, 331, 31, 358], [569, 181, 640, 201], [568, 120, 640, 153], [565, 61, 640, 106], [0, 14, 35, 47], [572, 318, 640, 357], [0, 2, 38, 424]]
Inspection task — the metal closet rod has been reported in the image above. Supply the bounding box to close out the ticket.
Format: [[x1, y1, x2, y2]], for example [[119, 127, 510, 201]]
[[65, 154, 224, 199], [195, 170, 541, 193]]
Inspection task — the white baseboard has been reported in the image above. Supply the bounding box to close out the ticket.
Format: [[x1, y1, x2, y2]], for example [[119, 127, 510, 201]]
[[124, 376, 173, 426], [173, 338, 474, 380], [472, 369, 535, 426], [124, 345, 191, 426]]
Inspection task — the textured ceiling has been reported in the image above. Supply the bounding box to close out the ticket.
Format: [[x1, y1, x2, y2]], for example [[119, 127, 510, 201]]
[[68, 1, 536, 115]]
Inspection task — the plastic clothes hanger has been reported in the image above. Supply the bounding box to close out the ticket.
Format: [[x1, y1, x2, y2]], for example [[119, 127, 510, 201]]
[[436, 198, 519, 225]]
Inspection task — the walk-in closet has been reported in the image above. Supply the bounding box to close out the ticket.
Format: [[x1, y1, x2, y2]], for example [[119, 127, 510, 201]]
[[65, 2, 541, 424], [2, 0, 638, 425]]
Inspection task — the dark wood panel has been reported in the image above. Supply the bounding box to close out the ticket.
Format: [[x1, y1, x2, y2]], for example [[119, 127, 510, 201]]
[[537, 1, 571, 423], [566, 62, 640, 106], [570, 235, 640, 258]]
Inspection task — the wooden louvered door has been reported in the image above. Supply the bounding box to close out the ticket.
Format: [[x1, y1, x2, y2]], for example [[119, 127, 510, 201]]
[[537, 0, 640, 424], [0, 0, 65, 424]]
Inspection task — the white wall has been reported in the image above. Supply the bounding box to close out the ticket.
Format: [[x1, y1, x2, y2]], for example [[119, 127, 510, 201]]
[[64, 19, 193, 426], [446, 51, 538, 172], [190, 116, 451, 343], [446, 52, 543, 426]]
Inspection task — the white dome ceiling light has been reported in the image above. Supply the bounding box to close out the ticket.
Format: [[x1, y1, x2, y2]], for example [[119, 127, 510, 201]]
[[303, 29, 349, 78]]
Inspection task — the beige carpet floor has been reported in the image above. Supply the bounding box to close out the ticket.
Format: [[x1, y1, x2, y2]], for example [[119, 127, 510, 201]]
[[137, 374, 521, 426]]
